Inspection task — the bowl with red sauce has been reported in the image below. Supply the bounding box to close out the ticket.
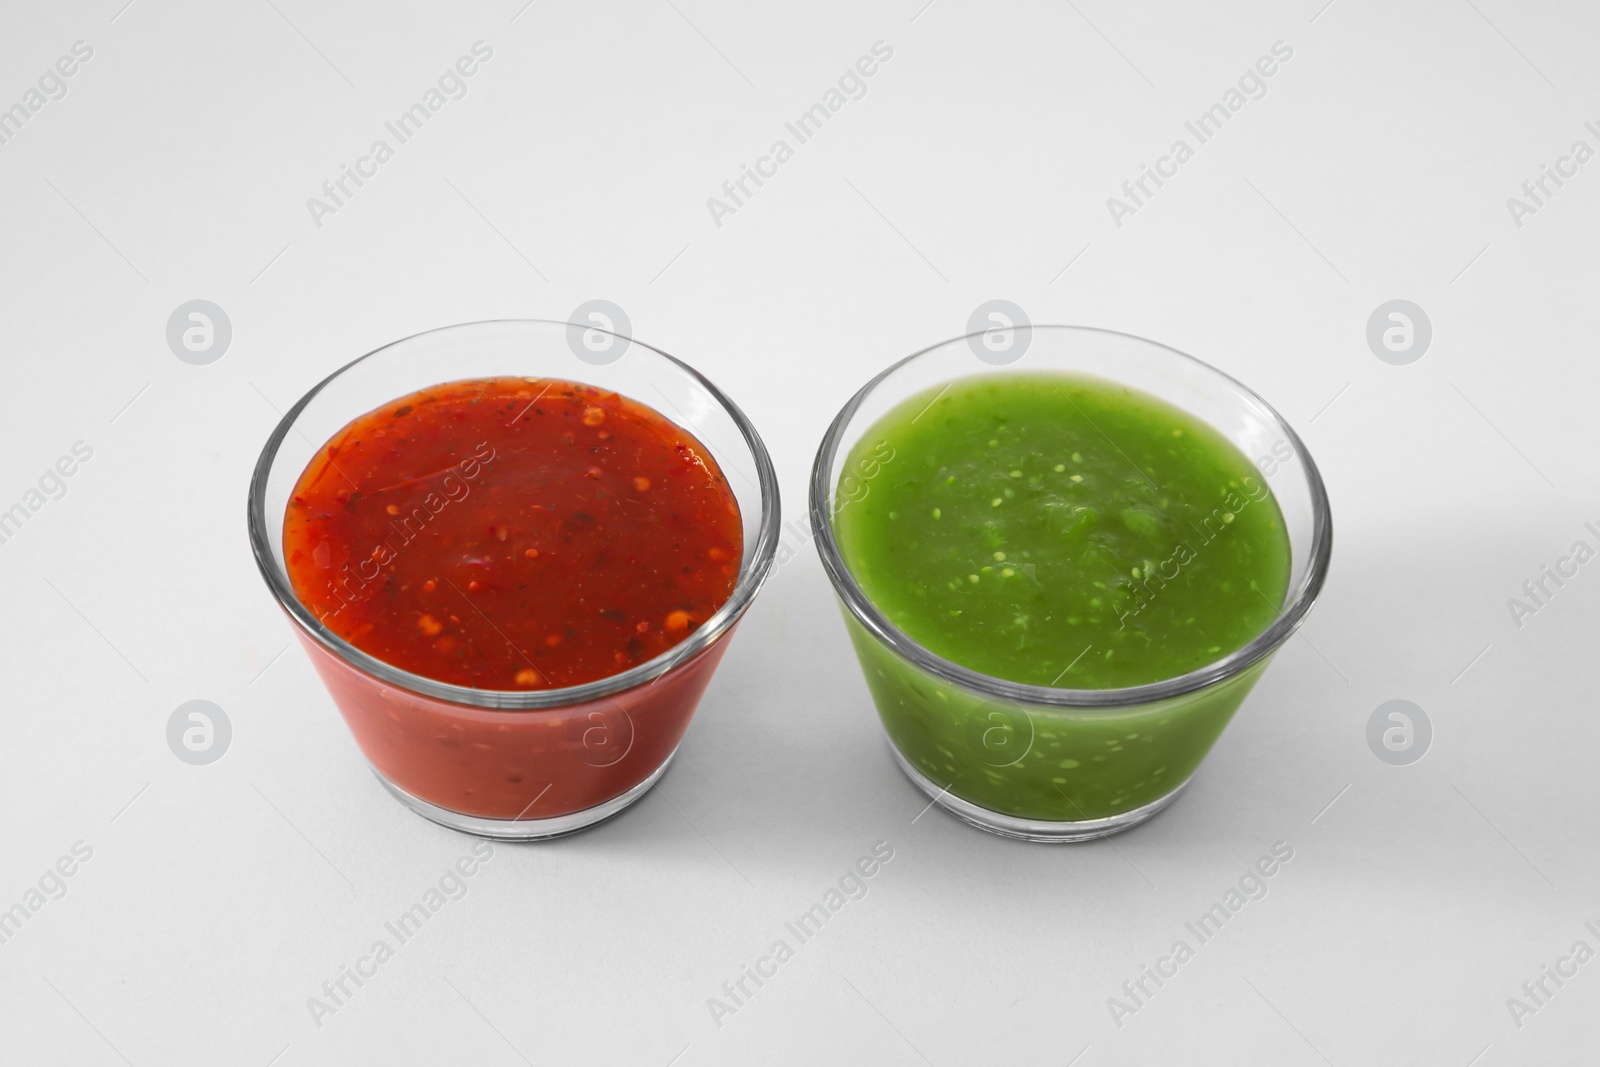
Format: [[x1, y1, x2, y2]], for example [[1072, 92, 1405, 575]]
[[247, 320, 779, 839]]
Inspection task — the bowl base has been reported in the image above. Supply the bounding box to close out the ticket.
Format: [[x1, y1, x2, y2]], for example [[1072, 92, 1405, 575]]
[[371, 753, 676, 841], [891, 745, 1190, 842]]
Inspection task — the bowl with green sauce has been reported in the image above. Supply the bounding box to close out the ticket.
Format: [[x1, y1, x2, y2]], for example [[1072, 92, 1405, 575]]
[[810, 326, 1331, 841]]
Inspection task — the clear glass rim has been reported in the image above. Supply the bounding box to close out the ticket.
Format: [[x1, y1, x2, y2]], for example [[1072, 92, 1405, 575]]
[[247, 318, 781, 711], [808, 324, 1333, 709]]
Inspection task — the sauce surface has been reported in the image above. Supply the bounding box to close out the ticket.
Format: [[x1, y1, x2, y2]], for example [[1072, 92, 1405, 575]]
[[835, 372, 1291, 689], [284, 377, 742, 691]]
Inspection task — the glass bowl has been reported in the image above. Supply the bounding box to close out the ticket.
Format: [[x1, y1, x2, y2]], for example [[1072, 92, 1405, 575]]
[[809, 325, 1331, 841], [248, 319, 779, 839]]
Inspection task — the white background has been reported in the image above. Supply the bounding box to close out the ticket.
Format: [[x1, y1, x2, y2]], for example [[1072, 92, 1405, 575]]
[[1, 1, 1597, 1064]]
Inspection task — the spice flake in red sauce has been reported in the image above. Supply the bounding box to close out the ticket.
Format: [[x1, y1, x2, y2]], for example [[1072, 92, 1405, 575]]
[[283, 377, 743, 690]]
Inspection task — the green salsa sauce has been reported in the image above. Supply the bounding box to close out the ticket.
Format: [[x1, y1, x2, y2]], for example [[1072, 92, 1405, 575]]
[[834, 372, 1293, 821]]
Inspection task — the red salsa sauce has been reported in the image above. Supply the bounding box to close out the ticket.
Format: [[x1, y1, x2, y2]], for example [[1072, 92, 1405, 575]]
[[283, 377, 743, 691]]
